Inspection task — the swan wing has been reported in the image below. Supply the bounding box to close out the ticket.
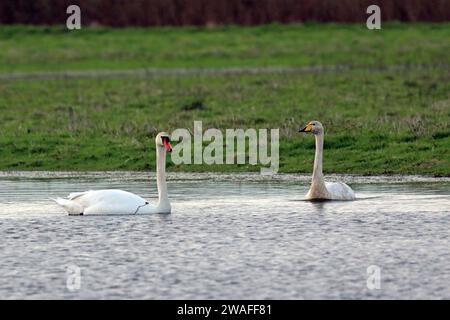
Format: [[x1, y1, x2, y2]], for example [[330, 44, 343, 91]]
[[325, 182, 355, 200], [68, 191, 92, 200], [56, 189, 155, 215]]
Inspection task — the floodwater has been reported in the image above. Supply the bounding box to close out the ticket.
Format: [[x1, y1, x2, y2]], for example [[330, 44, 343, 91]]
[[0, 172, 449, 299]]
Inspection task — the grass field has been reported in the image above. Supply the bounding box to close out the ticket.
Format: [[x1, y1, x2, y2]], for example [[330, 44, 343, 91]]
[[0, 24, 449, 175], [1, 23, 449, 72]]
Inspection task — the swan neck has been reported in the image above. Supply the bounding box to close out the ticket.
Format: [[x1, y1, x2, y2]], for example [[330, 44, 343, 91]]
[[312, 133, 324, 181], [156, 146, 169, 210]]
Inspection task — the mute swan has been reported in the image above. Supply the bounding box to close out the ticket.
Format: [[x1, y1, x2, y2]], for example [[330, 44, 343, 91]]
[[299, 121, 355, 201], [54, 132, 173, 215]]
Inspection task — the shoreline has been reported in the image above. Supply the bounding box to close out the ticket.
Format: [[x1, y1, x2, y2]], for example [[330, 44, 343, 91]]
[[0, 171, 449, 183]]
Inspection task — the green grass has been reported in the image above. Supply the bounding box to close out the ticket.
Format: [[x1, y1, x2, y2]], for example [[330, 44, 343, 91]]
[[0, 23, 449, 72], [0, 23, 449, 175], [0, 70, 448, 175]]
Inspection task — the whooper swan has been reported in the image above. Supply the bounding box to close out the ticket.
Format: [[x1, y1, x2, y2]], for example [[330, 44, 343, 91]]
[[299, 121, 355, 201]]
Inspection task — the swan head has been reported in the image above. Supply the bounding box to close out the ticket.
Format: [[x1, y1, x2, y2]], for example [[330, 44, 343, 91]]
[[299, 121, 323, 135], [156, 132, 172, 152]]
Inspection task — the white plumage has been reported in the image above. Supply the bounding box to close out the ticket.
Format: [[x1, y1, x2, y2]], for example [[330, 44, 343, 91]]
[[53, 132, 173, 215], [54, 189, 159, 215], [300, 121, 356, 201]]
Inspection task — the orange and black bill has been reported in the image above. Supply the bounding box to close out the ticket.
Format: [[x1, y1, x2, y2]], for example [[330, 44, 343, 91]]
[[162, 137, 173, 152]]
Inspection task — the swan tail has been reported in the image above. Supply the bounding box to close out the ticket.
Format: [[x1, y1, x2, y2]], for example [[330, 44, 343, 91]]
[[52, 197, 84, 215]]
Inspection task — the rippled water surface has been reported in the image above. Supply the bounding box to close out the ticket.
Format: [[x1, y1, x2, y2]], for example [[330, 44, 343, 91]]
[[0, 172, 449, 299]]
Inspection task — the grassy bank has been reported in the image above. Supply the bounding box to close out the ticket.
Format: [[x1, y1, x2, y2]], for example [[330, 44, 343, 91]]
[[0, 23, 449, 73], [0, 70, 449, 175], [0, 24, 449, 175]]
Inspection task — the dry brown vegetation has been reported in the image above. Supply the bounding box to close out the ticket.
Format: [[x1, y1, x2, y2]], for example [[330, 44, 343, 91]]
[[1, 0, 449, 26]]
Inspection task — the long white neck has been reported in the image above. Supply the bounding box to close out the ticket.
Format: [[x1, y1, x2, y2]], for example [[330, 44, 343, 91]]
[[312, 133, 324, 181], [156, 146, 170, 211], [309, 132, 329, 198], [306, 131, 331, 200]]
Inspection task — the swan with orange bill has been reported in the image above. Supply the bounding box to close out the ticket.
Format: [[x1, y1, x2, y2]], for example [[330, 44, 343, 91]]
[[54, 132, 173, 215]]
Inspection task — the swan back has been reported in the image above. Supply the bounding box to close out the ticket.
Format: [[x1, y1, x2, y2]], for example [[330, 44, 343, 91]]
[[55, 189, 160, 215], [325, 182, 355, 200]]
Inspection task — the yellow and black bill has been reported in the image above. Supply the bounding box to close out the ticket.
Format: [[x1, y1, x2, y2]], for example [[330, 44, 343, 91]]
[[299, 123, 313, 132]]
